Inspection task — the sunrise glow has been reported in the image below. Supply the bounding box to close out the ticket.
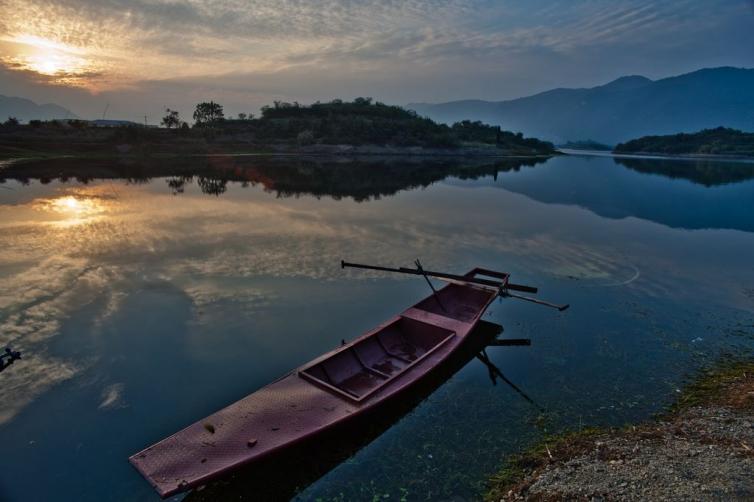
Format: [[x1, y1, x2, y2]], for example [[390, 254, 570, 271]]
[[0, 34, 100, 87]]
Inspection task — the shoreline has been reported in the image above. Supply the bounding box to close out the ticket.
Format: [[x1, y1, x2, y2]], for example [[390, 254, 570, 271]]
[[0, 148, 557, 164], [485, 359, 754, 501]]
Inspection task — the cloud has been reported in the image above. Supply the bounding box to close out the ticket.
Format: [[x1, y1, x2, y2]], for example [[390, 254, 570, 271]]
[[0, 355, 78, 425], [1, 0, 753, 119], [98, 383, 127, 410]]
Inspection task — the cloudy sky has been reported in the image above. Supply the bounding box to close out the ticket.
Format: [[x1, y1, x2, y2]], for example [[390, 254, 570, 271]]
[[1, 0, 753, 121]]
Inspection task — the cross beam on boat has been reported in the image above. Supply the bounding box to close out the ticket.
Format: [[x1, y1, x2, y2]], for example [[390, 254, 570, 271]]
[[341, 260, 569, 311]]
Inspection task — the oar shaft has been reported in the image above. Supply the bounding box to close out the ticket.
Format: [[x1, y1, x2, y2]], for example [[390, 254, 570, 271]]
[[341, 260, 568, 311], [341, 260, 504, 288], [415, 259, 447, 312]]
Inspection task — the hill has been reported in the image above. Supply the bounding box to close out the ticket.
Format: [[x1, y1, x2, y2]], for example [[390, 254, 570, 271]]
[[220, 98, 555, 154], [0, 95, 77, 122], [0, 98, 556, 157], [614, 127, 754, 157], [408, 67, 754, 144]]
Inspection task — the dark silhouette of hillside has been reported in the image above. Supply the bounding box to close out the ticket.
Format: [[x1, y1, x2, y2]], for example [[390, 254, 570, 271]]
[[0, 95, 77, 122], [0, 99, 555, 157], [614, 127, 754, 157]]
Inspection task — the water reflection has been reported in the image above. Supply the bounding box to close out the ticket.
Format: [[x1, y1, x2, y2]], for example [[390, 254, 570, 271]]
[[4, 154, 754, 234], [0, 154, 752, 501], [0, 155, 546, 201], [35, 194, 108, 226], [614, 157, 754, 186], [465, 154, 754, 232]]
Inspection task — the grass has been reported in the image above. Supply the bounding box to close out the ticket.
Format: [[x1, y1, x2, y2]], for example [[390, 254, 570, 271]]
[[669, 359, 754, 413]]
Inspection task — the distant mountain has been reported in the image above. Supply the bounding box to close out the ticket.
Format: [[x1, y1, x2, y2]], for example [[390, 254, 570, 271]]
[[408, 67, 754, 144], [0, 95, 77, 122]]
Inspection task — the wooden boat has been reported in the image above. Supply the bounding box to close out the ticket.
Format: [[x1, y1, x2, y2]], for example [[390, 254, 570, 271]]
[[130, 265, 562, 498]]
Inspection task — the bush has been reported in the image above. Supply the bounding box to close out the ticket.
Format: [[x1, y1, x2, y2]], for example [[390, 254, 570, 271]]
[[296, 129, 315, 145]]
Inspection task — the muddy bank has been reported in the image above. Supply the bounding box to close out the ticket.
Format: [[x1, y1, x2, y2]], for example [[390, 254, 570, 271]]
[[486, 361, 754, 501]]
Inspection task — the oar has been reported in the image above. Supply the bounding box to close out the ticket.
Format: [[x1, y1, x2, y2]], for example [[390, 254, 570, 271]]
[[414, 259, 447, 312], [341, 260, 536, 292], [342, 260, 568, 311]]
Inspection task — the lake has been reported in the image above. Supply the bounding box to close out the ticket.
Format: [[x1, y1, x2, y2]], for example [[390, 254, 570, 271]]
[[0, 153, 753, 501]]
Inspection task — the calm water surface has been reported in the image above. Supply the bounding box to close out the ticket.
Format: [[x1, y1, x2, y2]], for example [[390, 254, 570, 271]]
[[0, 154, 753, 501]]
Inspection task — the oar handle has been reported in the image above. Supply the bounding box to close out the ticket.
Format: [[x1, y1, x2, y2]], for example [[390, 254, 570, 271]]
[[341, 261, 401, 274]]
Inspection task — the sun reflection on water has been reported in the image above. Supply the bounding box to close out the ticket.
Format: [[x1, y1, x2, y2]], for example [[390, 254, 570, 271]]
[[37, 194, 108, 226]]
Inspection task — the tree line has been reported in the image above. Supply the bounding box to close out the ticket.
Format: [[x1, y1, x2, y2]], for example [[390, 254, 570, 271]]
[[157, 98, 554, 152]]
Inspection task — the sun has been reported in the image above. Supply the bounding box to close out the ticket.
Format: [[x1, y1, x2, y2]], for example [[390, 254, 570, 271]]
[[60, 197, 80, 210], [27, 52, 66, 75], [2, 34, 98, 86]]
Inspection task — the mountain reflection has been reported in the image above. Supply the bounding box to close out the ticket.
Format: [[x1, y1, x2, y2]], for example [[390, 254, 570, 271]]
[[0, 156, 546, 201], [613, 157, 754, 186]]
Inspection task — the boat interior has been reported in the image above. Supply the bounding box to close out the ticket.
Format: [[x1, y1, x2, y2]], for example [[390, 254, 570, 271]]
[[414, 283, 496, 322], [300, 317, 455, 402]]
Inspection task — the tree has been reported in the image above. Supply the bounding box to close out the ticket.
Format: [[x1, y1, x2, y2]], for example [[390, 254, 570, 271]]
[[237, 113, 246, 120], [3, 117, 19, 126], [161, 108, 181, 129], [192, 101, 224, 126]]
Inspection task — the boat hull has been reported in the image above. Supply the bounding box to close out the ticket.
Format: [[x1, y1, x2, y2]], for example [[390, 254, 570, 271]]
[[129, 276, 500, 498]]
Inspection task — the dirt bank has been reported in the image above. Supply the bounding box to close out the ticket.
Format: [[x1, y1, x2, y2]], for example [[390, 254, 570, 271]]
[[486, 361, 754, 501]]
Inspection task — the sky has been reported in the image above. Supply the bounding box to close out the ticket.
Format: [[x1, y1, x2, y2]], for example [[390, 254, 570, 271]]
[[1, 0, 753, 121]]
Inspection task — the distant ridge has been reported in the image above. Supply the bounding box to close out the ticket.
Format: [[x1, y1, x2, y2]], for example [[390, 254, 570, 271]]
[[0, 95, 77, 122], [408, 67, 754, 144]]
